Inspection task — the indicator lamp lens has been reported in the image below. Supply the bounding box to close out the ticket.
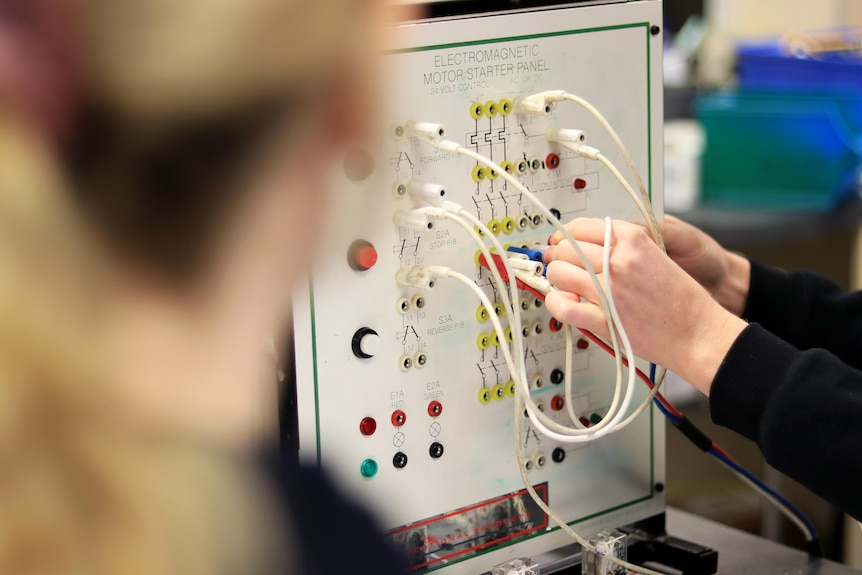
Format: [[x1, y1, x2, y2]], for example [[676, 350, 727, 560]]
[[355, 245, 378, 270], [359, 417, 377, 436], [360, 458, 379, 478]]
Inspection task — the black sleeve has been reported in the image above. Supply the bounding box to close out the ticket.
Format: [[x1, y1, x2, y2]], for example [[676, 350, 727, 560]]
[[257, 450, 408, 575], [744, 260, 862, 370], [709, 324, 862, 520]]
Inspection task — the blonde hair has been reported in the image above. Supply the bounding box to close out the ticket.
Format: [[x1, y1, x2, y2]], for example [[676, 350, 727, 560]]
[[0, 112, 292, 575], [0, 0, 374, 571]]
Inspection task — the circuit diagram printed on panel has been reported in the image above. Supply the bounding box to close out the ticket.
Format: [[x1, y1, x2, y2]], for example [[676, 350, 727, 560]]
[[292, 2, 666, 573]]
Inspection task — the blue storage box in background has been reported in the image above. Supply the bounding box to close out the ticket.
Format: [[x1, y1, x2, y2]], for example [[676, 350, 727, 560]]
[[696, 36, 862, 212], [737, 41, 862, 93], [696, 91, 862, 212]]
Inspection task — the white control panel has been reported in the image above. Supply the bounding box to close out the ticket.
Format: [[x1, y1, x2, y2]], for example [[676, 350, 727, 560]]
[[293, 2, 665, 573]]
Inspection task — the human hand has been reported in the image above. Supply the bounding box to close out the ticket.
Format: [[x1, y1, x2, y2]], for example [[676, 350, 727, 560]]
[[542, 218, 747, 395], [658, 216, 751, 316], [547, 215, 750, 317]]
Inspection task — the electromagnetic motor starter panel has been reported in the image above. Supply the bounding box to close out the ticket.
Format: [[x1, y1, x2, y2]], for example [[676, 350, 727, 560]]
[[293, 2, 665, 573]]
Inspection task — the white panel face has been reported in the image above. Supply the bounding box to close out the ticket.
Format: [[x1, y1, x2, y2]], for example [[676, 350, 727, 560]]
[[293, 2, 665, 573]]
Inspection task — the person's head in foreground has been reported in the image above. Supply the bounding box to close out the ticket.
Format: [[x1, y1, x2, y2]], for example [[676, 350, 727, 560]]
[[0, 0, 386, 573]]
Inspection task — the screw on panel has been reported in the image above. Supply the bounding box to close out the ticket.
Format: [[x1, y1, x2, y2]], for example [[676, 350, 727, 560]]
[[651, 25, 661, 36]]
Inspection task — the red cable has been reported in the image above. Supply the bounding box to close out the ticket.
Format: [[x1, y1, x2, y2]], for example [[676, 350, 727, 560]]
[[477, 256, 744, 464], [479, 255, 682, 415]]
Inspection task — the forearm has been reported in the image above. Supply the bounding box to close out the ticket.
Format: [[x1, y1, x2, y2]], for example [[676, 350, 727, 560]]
[[712, 251, 750, 317], [672, 307, 747, 396], [743, 260, 862, 368], [710, 324, 862, 520]]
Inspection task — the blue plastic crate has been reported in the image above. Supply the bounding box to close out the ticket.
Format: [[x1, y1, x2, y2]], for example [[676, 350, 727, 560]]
[[696, 91, 862, 212], [738, 40, 862, 93]]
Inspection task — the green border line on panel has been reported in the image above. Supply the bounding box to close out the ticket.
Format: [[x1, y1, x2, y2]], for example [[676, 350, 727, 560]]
[[385, 22, 645, 55], [384, 21, 655, 203], [646, 23, 653, 203], [309, 278, 322, 465], [311, 19, 660, 569]]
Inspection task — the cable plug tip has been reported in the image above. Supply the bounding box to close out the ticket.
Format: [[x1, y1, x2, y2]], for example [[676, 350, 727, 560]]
[[407, 121, 447, 145]]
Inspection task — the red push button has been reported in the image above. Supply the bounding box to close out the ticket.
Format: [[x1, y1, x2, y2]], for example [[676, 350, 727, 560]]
[[359, 417, 377, 436], [348, 240, 378, 271], [574, 178, 587, 190]]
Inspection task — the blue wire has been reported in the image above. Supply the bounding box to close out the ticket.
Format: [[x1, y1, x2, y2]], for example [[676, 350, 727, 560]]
[[709, 447, 818, 541], [649, 363, 679, 424], [648, 364, 818, 543]]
